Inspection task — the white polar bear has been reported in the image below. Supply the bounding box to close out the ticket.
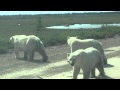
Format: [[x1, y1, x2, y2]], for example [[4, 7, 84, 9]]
[[9, 35, 48, 62], [67, 36, 107, 65], [67, 47, 105, 79]]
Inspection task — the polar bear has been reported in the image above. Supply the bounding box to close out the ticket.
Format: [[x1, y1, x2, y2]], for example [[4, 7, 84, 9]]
[[67, 36, 107, 65], [67, 47, 105, 79], [9, 35, 48, 62]]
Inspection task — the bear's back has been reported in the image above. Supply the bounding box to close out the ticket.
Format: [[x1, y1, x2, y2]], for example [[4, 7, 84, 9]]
[[27, 35, 40, 41], [83, 47, 100, 59], [83, 47, 100, 64], [80, 48, 100, 72], [12, 35, 27, 43]]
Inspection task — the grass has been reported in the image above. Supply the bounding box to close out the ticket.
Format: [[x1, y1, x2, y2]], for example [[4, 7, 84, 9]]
[[0, 39, 9, 54], [1, 12, 120, 54], [39, 26, 120, 46]]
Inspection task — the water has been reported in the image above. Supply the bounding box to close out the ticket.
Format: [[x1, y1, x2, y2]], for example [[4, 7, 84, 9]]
[[46, 24, 120, 29]]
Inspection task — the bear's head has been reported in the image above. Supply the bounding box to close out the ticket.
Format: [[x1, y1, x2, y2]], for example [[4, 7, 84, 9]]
[[67, 36, 78, 40], [67, 53, 77, 66], [67, 36, 78, 46], [9, 36, 14, 44]]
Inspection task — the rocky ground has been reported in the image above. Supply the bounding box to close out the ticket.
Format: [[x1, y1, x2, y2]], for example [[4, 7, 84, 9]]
[[0, 36, 120, 79]]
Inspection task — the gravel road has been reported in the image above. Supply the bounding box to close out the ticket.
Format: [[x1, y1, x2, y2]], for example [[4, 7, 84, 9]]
[[0, 36, 120, 79]]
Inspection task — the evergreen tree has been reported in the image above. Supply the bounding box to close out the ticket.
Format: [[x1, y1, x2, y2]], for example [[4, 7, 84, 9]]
[[36, 17, 43, 37]]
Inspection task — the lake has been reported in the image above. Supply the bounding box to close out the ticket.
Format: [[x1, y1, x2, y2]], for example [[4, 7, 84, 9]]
[[46, 24, 120, 29]]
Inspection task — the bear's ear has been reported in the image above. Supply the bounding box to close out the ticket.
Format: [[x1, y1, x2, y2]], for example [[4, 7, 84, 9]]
[[77, 54, 80, 58], [67, 53, 70, 57], [67, 36, 70, 39], [9, 37, 13, 43], [12, 37, 14, 41], [76, 36, 78, 39]]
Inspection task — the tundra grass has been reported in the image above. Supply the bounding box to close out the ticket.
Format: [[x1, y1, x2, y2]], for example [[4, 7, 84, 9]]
[[1, 13, 120, 54]]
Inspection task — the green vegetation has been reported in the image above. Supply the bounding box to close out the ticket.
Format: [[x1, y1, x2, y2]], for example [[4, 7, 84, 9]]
[[0, 39, 9, 54], [1, 12, 120, 54], [39, 26, 120, 47]]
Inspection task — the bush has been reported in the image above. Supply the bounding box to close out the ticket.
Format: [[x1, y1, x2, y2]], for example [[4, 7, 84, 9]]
[[0, 47, 8, 54], [1, 26, 120, 54], [0, 39, 9, 54], [37, 26, 120, 47]]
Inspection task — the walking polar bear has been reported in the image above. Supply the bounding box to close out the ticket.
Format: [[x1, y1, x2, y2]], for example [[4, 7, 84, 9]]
[[9, 35, 48, 62], [67, 47, 105, 79], [67, 36, 107, 65]]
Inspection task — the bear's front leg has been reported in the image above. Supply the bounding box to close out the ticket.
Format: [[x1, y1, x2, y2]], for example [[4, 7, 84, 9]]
[[14, 46, 20, 59], [15, 51, 19, 59], [43, 56, 48, 62], [73, 66, 80, 79]]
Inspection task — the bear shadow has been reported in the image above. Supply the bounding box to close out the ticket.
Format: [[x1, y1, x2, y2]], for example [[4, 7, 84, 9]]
[[17, 75, 43, 79], [17, 58, 51, 64], [104, 50, 114, 52], [104, 64, 114, 68], [95, 75, 113, 79], [31, 59, 51, 64]]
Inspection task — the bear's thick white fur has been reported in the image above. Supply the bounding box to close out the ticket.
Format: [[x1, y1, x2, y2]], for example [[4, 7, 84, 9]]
[[67, 36, 107, 64], [9, 35, 48, 62], [67, 47, 105, 79]]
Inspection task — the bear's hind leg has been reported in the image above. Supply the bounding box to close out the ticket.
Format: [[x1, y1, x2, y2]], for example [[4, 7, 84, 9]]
[[83, 71, 90, 79], [101, 51, 107, 65], [24, 51, 28, 60], [90, 67, 96, 78], [103, 58, 107, 65], [28, 52, 34, 61], [96, 63, 105, 78]]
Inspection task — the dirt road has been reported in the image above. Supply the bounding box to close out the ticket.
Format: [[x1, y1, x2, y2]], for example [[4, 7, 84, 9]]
[[0, 37, 120, 79]]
